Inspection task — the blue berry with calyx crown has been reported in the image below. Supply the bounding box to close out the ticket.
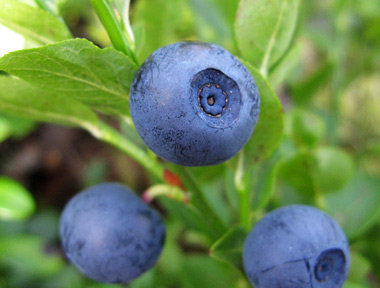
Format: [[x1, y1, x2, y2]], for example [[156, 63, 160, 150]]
[[130, 41, 260, 166], [59, 183, 166, 284], [243, 205, 350, 288]]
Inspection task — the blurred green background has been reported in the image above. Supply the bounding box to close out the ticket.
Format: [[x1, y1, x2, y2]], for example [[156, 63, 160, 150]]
[[0, 0, 379, 287]]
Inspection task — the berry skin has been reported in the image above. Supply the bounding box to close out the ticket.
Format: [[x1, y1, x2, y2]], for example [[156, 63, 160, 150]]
[[130, 41, 260, 166], [243, 205, 350, 288], [59, 183, 166, 284]]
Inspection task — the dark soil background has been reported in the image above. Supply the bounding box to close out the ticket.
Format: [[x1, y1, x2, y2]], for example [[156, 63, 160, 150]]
[[0, 124, 149, 209]]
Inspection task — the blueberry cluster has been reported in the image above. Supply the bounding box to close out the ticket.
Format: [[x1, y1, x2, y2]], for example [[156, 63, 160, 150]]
[[59, 42, 349, 287], [60, 186, 350, 287]]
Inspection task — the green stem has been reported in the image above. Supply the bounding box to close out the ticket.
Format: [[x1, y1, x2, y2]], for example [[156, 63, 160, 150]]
[[120, 115, 134, 129], [89, 121, 225, 240], [170, 165, 227, 240], [121, 0, 135, 50], [235, 152, 250, 231], [142, 184, 188, 203], [35, 0, 54, 14], [92, 121, 164, 180], [259, 0, 288, 78], [314, 192, 326, 210], [89, 0, 138, 65]]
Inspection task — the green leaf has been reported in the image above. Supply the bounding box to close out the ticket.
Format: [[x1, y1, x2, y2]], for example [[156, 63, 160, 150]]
[[279, 146, 354, 195], [252, 152, 282, 210], [151, 221, 184, 286], [0, 77, 100, 133], [0, 114, 35, 142], [343, 282, 371, 288], [0, 235, 64, 278], [0, 39, 138, 116], [235, 0, 301, 73], [28, 209, 60, 241], [291, 62, 333, 104], [0, 0, 71, 45], [201, 179, 234, 226], [91, 284, 124, 288], [360, 223, 380, 278], [42, 266, 85, 288], [354, 0, 380, 19], [360, 144, 380, 177], [0, 117, 11, 143], [209, 227, 247, 272], [312, 147, 354, 193], [183, 255, 242, 288], [210, 0, 239, 27], [286, 108, 326, 147], [224, 166, 239, 211], [0, 177, 35, 221], [278, 150, 316, 196], [243, 62, 284, 165], [325, 172, 380, 239], [348, 251, 371, 284], [132, 0, 196, 62], [269, 42, 302, 89], [191, 164, 226, 184], [160, 197, 212, 240], [188, 0, 234, 50]]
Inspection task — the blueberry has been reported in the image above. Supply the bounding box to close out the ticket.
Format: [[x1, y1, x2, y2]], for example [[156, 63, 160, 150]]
[[130, 41, 260, 166], [59, 183, 166, 284], [243, 205, 350, 288]]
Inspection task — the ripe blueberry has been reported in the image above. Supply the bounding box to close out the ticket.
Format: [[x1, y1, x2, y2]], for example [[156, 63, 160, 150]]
[[130, 41, 260, 166], [243, 205, 349, 288], [59, 183, 166, 284]]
